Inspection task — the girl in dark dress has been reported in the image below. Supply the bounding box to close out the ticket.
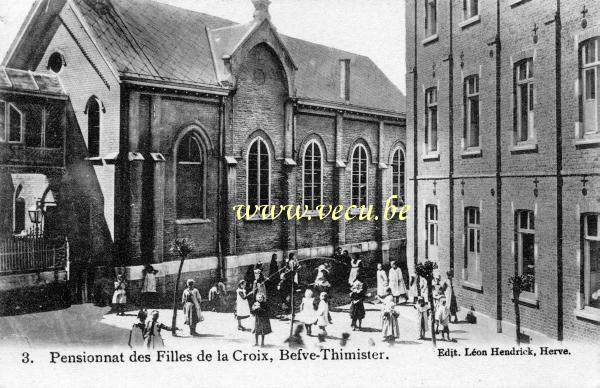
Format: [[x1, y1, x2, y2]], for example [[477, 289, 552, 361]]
[[251, 293, 272, 347], [349, 280, 366, 330]]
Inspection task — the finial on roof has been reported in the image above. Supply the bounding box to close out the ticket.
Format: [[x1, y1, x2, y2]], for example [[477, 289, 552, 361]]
[[252, 0, 271, 22]]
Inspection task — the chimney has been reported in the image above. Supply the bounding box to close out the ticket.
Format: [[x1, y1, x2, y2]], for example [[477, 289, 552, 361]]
[[252, 0, 271, 22]]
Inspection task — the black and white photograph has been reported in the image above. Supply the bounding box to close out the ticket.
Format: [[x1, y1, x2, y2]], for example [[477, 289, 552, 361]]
[[0, 0, 598, 386]]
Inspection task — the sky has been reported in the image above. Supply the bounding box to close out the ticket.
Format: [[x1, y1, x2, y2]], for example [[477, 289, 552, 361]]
[[0, 0, 406, 93]]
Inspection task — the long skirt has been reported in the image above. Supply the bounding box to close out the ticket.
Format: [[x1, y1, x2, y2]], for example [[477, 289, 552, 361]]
[[253, 316, 272, 335], [349, 300, 365, 321], [418, 313, 429, 333], [184, 302, 202, 328], [144, 334, 165, 349], [381, 313, 400, 339]]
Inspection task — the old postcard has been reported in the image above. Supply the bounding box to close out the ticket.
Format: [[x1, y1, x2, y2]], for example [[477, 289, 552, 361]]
[[0, 0, 598, 386]]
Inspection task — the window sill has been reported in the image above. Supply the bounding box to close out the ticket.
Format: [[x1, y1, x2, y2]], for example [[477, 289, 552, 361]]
[[461, 147, 482, 158], [510, 0, 531, 7], [422, 152, 440, 161], [303, 210, 319, 218], [573, 307, 600, 323], [175, 218, 211, 225], [85, 156, 104, 165], [512, 294, 539, 308], [509, 143, 538, 153], [421, 34, 439, 46], [574, 137, 600, 148], [349, 207, 367, 216], [462, 280, 483, 293], [243, 216, 274, 222], [459, 15, 481, 29]]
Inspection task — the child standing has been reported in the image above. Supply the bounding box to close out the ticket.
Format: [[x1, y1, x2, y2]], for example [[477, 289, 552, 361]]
[[415, 296, 430, 340], [144, 310, 172, 349], [316, 292, 332, 336], [438, 299, 452, 341], [236, 280, 251, 331], [408, 274, 419, 304], [251, 293, 272, 347], [112, 274, 127, 316], [349, 280, 366, 331], [379, 288, 400, 342], [296, 289, 317, 336], [209, 281, 227, 312], [128, 309, 147, 348], [376, 264, 388, 301], [140, 265, 158, 308]]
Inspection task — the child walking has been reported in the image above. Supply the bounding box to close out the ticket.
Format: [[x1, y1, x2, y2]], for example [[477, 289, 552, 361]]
[[236, 280, 251, 331], [316, 292, 332, 336], [296, 289, 317, 336], [251, 293, 272, 347]]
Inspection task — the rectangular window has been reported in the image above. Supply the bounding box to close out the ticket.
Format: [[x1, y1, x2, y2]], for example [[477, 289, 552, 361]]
[[425, 0, 437, 37], [514, 59, 535, 144], [8, 103, 23, 143], [465, 207, 481, 284], [339, 59, 350, 101], [516, 210, 536, 294], [582, 38, 600, 136], [464, 75, 480, 148], [425, 87, 438, 153], [584, 214, 600, 309], [463, 0, 478, 19], [426, 204, 439, 260]]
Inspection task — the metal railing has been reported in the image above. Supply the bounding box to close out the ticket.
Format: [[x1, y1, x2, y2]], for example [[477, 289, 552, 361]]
[[0, 234, 69, 275]]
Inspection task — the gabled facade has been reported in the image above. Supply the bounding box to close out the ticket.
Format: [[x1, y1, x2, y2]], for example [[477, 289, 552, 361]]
[[4, 0, 405, 301]]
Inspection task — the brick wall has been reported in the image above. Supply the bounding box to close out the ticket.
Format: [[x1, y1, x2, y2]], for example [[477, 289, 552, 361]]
[[406, 0, 600, 342]]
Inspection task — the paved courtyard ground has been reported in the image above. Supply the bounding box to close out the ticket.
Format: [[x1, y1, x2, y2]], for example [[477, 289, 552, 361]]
[[0, 299, 552, 350]]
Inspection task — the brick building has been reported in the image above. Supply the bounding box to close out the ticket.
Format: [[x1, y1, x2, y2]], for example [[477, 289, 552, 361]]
[[406, 0, 600, 342], [1, 0, 405, 302]]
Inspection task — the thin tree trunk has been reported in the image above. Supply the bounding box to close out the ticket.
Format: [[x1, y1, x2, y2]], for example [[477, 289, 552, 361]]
[[514, 293, 521, 345], [427, 279, 436, 347], [171, 255, 186, 335]]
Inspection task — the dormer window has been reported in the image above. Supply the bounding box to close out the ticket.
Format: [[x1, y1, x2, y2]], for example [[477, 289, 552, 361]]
[[340, 59, 350, 101]]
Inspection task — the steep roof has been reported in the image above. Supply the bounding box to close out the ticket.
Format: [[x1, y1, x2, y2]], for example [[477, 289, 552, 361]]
[[13, 0, 405, 113]]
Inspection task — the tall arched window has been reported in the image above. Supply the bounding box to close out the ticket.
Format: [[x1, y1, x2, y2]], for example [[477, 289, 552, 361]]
[[391, 147, 405, 206], [13, 185, 25, 234], [247, 137, 270, 208], [351, 144, 368, 207], [176, 132, 205, 219], [86, 97, 101, 157], [303, 140, 323, 210]]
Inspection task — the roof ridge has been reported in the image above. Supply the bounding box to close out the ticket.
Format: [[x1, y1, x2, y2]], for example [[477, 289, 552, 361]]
[[281, 34, 371, 60], [121, 0, 237, 27]]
